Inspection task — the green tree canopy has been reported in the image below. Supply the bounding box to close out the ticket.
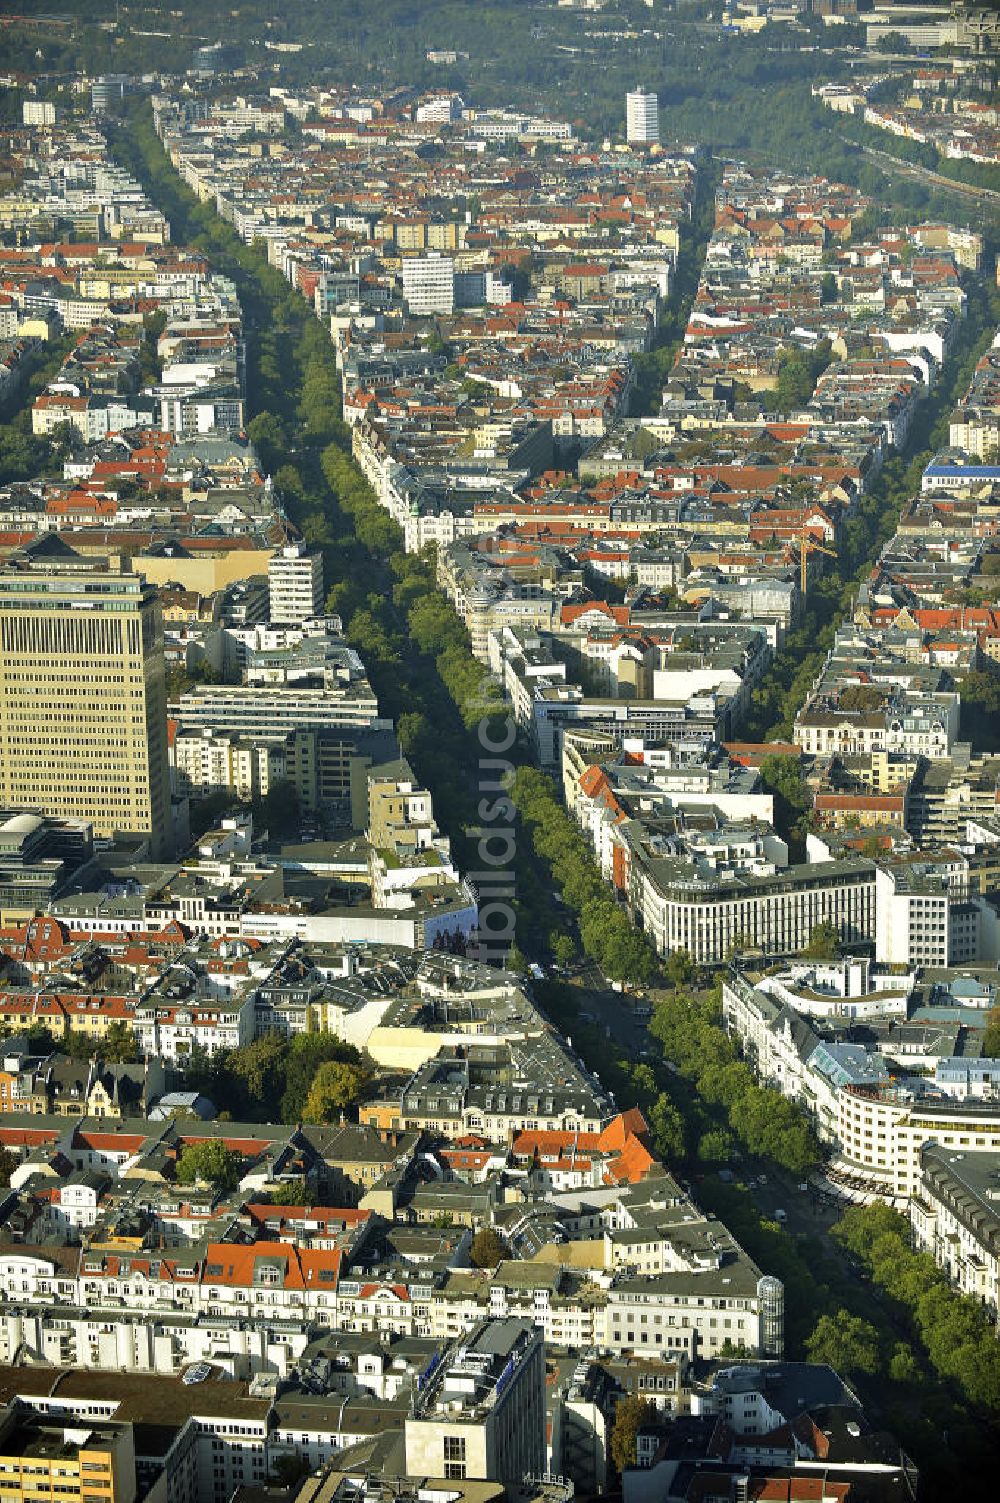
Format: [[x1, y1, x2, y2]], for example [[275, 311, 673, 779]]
[[267, 1177, 313, 1207], [648, 1091, 685, 1163], [610, 1394, 657, 1475], [805, 1312, 882, 1378], [276, 1040, 362, 1124], [550, 931, 576, 968], [227, 1033, 288, 1105], [803, 920, 840, 960], [469, 1226, 510, 1268], [100, 1021, 140, 1063], [982, 1006, 1000, 1059], [663, 948, 696, 989], [301, 1059, 370, 1122], [175, 1140, 242, 1192]]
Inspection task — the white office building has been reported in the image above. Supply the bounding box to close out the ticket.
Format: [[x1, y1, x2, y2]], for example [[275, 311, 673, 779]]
[[874, 863, 1000, 969], [22, 100, 56, 127], [401, 253, 455, 316], [626, 89, 659, 145], [415, 95, 464, 124]]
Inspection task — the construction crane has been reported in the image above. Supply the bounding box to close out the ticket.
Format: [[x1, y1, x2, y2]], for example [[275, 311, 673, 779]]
[[798, 531, 837, 598]]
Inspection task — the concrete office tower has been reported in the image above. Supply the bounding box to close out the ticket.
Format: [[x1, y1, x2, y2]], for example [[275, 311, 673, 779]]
[[401, 252, 455, 316], [0, 540, 171, 857], [626, 87, 660, 145], [404, 1319, 546, 1488], [268, 540, 324, 624]]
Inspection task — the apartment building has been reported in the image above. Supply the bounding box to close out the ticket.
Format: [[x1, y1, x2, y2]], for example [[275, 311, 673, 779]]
[[438, 553, 558, 662], [268, 542, 324, 626], [911, 1144, 1000, 1316], [158, 387, 244, 437], [431, 1237, 781, 1365], [0, 543, 172, 858], [604, 1268, 784, 1363], [368, 760, 436, 852], [794, 692, 960, 761], [531, 689, 727, 771], [132, 990, 256, 1063], [723, 961, 1000, 1198], [0, 1371, 275, 1503], [22, 100, 56, 127], [32, 392, 157, 443], [626, 89, 659, 146], [907, 752, 1000, 844], [171, 727, 286, 803]]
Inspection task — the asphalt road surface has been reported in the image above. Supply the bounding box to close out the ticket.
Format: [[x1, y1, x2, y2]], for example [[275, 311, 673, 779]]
[[565, 969, 650, 1058], [736, 1165, 844, 1240]]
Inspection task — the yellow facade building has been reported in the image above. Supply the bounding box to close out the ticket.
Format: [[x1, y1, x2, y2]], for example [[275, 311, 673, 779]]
[[0, 542, 172, 857], [0, 1407, 136, 1503]]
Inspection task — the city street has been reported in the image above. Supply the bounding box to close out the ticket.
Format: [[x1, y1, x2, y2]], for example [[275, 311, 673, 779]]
[[564, 969, 651, 1058], [736, 1165, 845, 1241]]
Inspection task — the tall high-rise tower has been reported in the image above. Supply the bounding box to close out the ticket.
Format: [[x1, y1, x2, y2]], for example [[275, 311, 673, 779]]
[[626, 87, 659, 145], [0, 539, 172, 856], [268, 540, 324, 625], [401, 252, 455, 317]]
